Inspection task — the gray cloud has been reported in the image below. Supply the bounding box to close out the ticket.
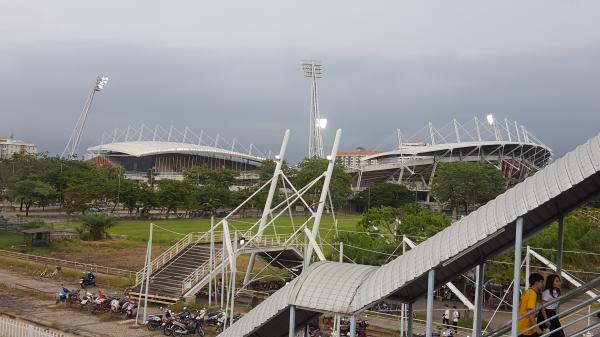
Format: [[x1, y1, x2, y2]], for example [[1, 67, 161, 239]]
[[1, 1, 599, 163], [1, 42, 599, 163]]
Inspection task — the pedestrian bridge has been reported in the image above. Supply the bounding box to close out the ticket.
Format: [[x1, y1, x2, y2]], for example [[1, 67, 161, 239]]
[[219, 133, 600, 337], [131, 231, 303, 303]]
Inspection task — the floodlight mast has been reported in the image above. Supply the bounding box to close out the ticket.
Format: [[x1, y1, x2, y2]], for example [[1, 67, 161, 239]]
[[302, 60, 325, 158], [62, 76, 110, 159]]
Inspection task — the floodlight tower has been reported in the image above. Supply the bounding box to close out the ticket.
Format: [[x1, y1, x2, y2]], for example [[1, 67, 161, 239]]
[[302, 60, 325, 158], [62, 76, 110, 159]]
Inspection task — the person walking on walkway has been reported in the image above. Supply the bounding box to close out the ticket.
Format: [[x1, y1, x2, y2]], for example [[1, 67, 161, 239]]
[[518, 273, 544, 337], [539, 274, 565, 337], [452, 306, 460, 334], [443, 304, 450, 328]]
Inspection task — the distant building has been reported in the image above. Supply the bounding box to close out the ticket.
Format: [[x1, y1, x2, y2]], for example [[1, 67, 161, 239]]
[[336, 150, 382, 169], [0, 136, 37, 159]]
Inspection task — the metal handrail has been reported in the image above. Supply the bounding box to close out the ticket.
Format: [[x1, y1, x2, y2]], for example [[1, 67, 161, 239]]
[[134, 231, 225, 284], [0, 249, 135, 278], [484, 275, 600, 337], [180, 232, 304, 294]]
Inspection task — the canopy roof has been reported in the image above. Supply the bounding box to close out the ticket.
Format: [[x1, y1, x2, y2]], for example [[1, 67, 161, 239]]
[[88, 141, 264, 162], [220, 133, 600, 337]]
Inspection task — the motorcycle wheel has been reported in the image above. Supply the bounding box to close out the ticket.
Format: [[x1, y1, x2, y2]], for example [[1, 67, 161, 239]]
[[196, 327, 205, 336], [147, 322, 158, 331], [172, 330, 183, 337], [163, 325, 174, 336]]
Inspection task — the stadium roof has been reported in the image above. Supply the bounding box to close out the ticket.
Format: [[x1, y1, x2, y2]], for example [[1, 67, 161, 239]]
[[219, 132, 600, 336], [88, 141, 265, 162]]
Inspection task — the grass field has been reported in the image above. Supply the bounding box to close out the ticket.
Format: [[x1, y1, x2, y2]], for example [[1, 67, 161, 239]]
[[0, 215, 363, 269], [57, 214, 362, 244]]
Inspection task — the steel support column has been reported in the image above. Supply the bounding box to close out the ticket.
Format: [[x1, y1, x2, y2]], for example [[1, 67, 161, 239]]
[[426, 269, 435, 337], [349, 315, 356, 337], [557, 215, 565, 275], [306, 129, 342, 263], [289, 305, 295, 337], [407, 302, 413, 337], [472, 264, 485, 337], [244, 130, 290, 285], [512, 217, 524, 337]]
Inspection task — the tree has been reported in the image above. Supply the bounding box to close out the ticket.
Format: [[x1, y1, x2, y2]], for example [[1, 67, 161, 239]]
[[196, 184, 230, 215], [157, 179, 194, 217], [358, 206, 399, 238], [13, 179, 55, 216], [353, 183, 413, 211], [79, 214, 116, 240], [431, 162, 505, 214], [183, 165, 235, 189], [293, 157, 352, 208], [395, 203, 451, 238], [118, 179, 142, 214], [358, 204, 451, 241], [63, 181, 104, 214]]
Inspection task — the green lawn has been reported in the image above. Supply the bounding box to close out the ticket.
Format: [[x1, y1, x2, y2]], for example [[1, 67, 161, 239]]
[[0, 215, 362, 263], [56, 215, 361, 244], [0, 231, 25, 250]]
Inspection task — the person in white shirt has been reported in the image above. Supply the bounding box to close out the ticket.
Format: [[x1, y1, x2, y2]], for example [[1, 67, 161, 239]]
[[442, 304, 450, 328], [452, 306, 460, 334], [539, 274, 565, 337]]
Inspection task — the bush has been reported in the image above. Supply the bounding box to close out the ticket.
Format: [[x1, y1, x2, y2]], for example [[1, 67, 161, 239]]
[[78, 214, 116, 240], [22, 220, 51, 229]]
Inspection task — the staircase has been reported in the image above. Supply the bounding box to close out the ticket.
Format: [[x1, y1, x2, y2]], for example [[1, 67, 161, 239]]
[[144, 243, 222, 299], [132, 232, 219, 303], [132, 230, 303, 303]]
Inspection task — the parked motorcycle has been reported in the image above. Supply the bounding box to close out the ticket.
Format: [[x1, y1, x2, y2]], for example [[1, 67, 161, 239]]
[[91, 291, 110, 313], [56, 287, 80, 306], [80, 292, 96, 310], [171, 311, 205, 337], [215, 312, 240, 332], [123, 299, 138, 319], [147, 307, 173, 331], [80, 272, 96, 289]]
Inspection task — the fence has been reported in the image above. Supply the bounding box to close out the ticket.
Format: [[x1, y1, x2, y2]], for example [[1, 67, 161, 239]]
[[0, 249, 135, 278], [0, 315, 67, 337]]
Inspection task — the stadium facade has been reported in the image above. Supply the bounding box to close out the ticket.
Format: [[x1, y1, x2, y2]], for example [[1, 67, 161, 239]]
[[87, 125, 265, 182], [348, 117, 553, 202]]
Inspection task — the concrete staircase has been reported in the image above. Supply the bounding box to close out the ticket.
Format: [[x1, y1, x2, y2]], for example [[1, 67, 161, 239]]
[[136, 242, 222, 301]]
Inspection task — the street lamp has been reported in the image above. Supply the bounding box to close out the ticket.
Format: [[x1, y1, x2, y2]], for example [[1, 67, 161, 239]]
[[486, 114, 495, 125], [316, 118, 328, 129], [95, 76, 110, 91]]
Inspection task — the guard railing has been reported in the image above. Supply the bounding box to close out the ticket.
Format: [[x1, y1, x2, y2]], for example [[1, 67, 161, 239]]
[[0, 249, 135, 278], [484, 276, 600, 337], [180, 232, 304, 294]]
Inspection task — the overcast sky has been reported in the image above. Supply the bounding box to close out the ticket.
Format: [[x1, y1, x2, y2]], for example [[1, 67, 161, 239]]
[[1, 1, 599, 163]]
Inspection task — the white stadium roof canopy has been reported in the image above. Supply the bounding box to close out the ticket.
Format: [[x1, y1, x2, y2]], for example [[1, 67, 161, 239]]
[[88, 141, 265, 163]]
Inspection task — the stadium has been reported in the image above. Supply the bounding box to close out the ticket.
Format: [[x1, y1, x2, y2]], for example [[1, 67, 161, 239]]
[[349, 116, 553, 202], [87, 125, 266, 182]]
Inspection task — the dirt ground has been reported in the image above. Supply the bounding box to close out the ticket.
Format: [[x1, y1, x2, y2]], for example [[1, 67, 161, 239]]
[[0, 266, 224, 337], [45, 243, 169, 271]]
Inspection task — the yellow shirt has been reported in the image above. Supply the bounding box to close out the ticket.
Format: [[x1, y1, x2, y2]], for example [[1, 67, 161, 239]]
[[518, 288, 541, 335]]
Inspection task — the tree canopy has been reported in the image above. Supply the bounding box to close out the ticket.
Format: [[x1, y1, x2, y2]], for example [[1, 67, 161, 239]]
[[353, 182, 413, 211], [431, 162, 505, 214]]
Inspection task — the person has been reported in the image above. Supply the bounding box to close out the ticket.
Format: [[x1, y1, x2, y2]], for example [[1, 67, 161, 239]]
[[443, 304, 450, 328], [452, 306, 460, 334], [539, 274, 565, 337], [518, 273, 544, 337]]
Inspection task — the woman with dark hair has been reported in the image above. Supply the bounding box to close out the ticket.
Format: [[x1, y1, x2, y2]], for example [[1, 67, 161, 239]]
[[539, 274, 565, 337]]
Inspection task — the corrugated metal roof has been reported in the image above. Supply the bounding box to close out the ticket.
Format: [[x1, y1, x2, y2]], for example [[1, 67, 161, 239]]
[[220, 133, 600, 337], [87, 141, 264, 162]]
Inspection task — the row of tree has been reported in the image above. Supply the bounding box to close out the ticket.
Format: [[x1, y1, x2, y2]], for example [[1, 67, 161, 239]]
[[0, 154, 353, 217]]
